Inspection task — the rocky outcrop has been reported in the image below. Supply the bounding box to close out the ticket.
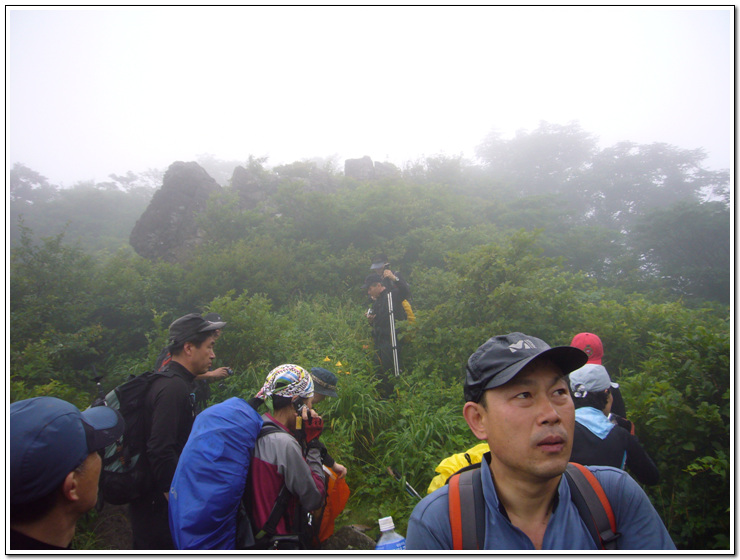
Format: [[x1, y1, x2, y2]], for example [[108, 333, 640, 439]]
[[374, 160, 401, 180], [344, 157, 400, 181], [129, 161, 220, 262], [344, 156, 375, 181], [321, 525, 376, 550]]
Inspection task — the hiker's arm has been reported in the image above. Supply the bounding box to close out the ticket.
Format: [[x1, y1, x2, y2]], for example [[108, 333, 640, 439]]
[[388, 273, 411, 302], [316, 441, 348, 478], [625, 435, 660, 485], [316, 440, 334, 467], [279, 437, 325, 512], [332, 462, 347, 478], [196, 367, 230, 382]]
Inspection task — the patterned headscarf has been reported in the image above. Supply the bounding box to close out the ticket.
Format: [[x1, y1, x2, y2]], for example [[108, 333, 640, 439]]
[[256, 364, 314, 401]]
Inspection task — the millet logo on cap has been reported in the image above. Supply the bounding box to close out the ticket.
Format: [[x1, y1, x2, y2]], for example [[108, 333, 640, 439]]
[[508, 339, 538, 353]]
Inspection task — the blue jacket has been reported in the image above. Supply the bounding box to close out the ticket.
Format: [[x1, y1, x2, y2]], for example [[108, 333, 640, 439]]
[[406, 457, 675, 550]]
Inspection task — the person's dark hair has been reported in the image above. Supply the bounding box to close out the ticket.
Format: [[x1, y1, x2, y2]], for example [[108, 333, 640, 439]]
[[272, 395, 294, 411], [572, 388, 610, 411], [170, 330, 215, 356]]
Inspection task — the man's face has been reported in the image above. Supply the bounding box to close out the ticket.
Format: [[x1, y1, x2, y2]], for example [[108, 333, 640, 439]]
[[367, 282, 384, 300], [469, 360, 575, 483], [187, 335, 217, 375]]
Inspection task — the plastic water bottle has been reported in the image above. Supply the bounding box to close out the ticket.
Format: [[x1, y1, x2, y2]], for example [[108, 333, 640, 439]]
[[375, 516, 406, 550]]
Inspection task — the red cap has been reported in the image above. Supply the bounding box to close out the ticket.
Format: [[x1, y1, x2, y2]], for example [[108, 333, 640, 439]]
[[570, 332, 604, 365]]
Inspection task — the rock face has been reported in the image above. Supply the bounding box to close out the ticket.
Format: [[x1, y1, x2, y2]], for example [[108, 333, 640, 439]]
[[129, 161, 220, 262], [345, 156, 375, 181], [321, 525, 376, 550], [374, 160, 401, 180], [344, 157, 400, 181]]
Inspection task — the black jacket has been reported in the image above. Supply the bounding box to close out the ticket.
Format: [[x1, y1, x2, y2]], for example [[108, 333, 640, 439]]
[[369, 282, 411, 344], [570, 420, 660, 485], [144, 361, 196, 493], [10, 529, 68, 550]]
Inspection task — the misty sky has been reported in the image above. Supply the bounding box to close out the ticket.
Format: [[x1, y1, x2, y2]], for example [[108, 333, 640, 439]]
[[7, 6, 733, 187]]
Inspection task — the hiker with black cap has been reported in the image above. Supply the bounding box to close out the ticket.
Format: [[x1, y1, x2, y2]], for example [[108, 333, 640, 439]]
[[10, 397, 124, 549], [363, 270, 410, 398], [154, 312, 231, 413], [568, 363, 659, 485], [130, 312, 226, 550], [406, 332, 675, 550], [370, 254, 415, 322]]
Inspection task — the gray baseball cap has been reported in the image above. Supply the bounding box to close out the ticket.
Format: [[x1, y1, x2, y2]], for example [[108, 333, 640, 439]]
[[569, 364, 619, 397]]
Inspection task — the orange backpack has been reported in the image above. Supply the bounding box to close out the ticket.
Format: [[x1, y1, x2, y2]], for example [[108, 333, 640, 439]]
[[317, 466, 350, 543]]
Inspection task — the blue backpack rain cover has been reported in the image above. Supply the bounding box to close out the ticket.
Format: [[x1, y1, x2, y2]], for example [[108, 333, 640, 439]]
[[169, 397, 263, 549]]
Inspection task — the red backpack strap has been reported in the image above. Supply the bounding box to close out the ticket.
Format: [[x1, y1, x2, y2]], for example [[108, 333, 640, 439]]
[[565, 463, 620, 549], [447, 467, 483, 549], [448, 473, 464, 550]]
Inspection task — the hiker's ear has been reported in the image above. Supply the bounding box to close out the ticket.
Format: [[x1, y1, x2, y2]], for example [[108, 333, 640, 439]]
[[61, 470, 79, 502], [463, 401, 488, 441]]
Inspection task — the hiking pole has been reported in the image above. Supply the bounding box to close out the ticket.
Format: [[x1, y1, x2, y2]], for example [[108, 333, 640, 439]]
[[387, 292, 400, 377], [90, 365, 106, 408], [387, 467, 422, 501]]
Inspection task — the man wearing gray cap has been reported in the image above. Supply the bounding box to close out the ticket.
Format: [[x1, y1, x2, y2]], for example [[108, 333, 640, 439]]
[[406, 332, 675, 550], [10, 397, 124, 549]]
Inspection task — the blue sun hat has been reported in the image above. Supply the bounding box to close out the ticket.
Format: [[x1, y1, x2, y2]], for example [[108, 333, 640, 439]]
[[10, 397, 124, 505]]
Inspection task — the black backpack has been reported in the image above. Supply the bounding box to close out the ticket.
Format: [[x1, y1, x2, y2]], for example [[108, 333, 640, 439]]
[[95, 371, 161, 505]]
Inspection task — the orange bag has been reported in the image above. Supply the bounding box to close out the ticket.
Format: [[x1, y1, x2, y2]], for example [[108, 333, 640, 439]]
[[318, 466, 350, 543]]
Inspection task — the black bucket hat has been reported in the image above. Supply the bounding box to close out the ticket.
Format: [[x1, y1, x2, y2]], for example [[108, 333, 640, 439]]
[[310, 367, 338, 398]]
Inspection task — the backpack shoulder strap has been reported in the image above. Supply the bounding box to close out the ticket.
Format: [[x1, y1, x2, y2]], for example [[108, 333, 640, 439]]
[[259, 424, 284, 438], [448, 464, 484, 549], [564, 463, 620, 550]]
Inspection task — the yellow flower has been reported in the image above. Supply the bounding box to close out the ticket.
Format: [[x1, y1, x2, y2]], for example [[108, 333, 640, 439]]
[[335, 361, 343, 367], [323, 356, 331, 362]]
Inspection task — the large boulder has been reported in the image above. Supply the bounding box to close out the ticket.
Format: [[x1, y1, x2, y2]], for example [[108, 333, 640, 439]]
[[344, 156, 375, 181], [374, 160, 400, 180], [129, 161, 220, 262], [344, 157, 400, 181]]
